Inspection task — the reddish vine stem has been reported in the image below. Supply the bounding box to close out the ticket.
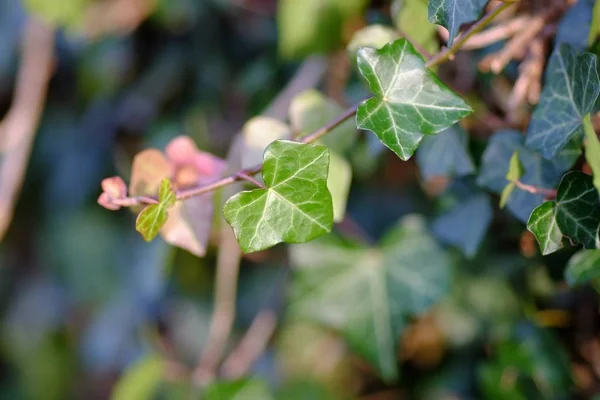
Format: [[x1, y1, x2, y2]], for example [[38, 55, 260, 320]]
[[514, 179, 557, 198], [106, 2, 511, 208]]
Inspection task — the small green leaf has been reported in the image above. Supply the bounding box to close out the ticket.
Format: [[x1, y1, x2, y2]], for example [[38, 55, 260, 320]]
[[24, 0, 89, 28], [555, 171, 600, 248], [583, 113, 600, 196], [499, 182, 516, 209], [506, 151, 524, 182], [527, 201, 564, 256], [525, 44, 600, 159], [111, 355, 163, 400], [136, 179, 176, 242], [590, 0, 600, 46], [356, 39, 472, 161], [565, 250, 600, 286], [428, 0, 488, 45], [289, 215, 451, 381], [327, 152, 352, 223], [205, 379, 274, 400], [223, 140, 333, 253]]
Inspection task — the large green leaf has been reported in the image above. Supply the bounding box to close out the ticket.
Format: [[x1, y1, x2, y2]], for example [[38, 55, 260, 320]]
[[428, 0, 488, 45], [223, 140, 333, 253], [565, 250, 600, 286], [527, 201, 564, 256], [356, 39, 472, 161], [416, 124, 475, 180], [289, 216, 451, 381], [204, 379, 274, 400], [555, 171, 600, 249], [477, 130, 580, 222], [111, 355, 163, 400], [525, 44, 600, 159]]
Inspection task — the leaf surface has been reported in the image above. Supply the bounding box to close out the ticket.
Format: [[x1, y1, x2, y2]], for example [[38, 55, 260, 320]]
[[223, 140, 333, 253], [136, 179, 176, 242], [111, 355, 163, 400], [205, 379, 274, 400], [428, 0, 488, 45], [525, 44, 600, 159], [416, 124, 474, 180], [527, 201, 564, 256], [289, 216, 451, 381], [565, 250, 600, 285], [356, 39, 472, 160]]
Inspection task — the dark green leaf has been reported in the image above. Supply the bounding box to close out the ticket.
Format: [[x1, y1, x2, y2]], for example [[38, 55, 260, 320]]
[[555, 171, 600, 249], [525, 44, 600, 159], [204, 379, 274, 400], [428, 0, 488, 45], [565, 250, 600, 286], [527, 201, 564, 256], [478, 130, 580, 222], [111, 355, 163, 400], [416, 124, 475, 180], [432, 192, 492, 258], [289, 216, 451, 381], [356, 39, 472, 161], [223, 140, 333, 253]]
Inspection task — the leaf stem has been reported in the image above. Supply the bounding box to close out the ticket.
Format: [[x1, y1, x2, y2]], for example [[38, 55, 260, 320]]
[[235, 172, 266, 189], [426, 2, 514, 69], [514, 179, 557, 198]]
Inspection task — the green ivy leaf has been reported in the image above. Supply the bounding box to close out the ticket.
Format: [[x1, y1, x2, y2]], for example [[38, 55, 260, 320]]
[[356, 39, 472, 161], [223, 140, 333, 253], [506, 151, 524, 182], [555, 171, 600, 249], [416, 124, 475, 180], [565, 250, 600, 286], [478, 130, 580, 222], [583, 114, 600, 195], [527, 201, 564, 256], [111, 355, 163, 400], [136, 179, 176, 242], [428, 0, 488, 45], [289, 215, 451, 381], [525, 44, 600, 159], [205, 379, 274, 400]]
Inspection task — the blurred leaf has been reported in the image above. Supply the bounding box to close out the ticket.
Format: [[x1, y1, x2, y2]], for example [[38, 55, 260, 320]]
[[289, 215, 452, 381], [565, 249, 600, 285], [463, 276, 520, 322], [241, 117, 291, 169], [432, 192, 492, 257], [277, 0, 368, 59], [555, 0, 597, 51], [347, 25, 400, 62], [477, 130, 579, 222], [136, 179, 176, 242], [98, 176, 128, 210], [204, 379, 274, 400], [427, 0, 487, 45], [499, 151, 524, 209], [328, 152, 352, 223], [289, 90, 357, 154], [583, 114, 600, 195], [111, 355, 164, 400], [499, 183, 515, 209], [591, 0, 600, 45], [394, 0, 439, 54], [276, 380, 343, 400], [129, 149, 173, 201], [356, 39, 472, 160], [24, 0, 88, 28], [525, 44, 600, 159], [527, 201, 564, 255], [223, 141, 333, 253], [416, 124, 475, 180], [555, 171, 600, 249]]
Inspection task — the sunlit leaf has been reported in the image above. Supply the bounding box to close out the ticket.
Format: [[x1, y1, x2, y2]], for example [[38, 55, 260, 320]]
[[24, 0, 89, 28], [416, 124, 475, 180], [478, 130, 580, 222], [527, 201, 564, 256], [223, 140, 333, 253], [204, 379, 274, 400], [565, 250, 600, 286], [555, 171, 600, 249], [356, 39, 472, 160], [136, 179, 176, 242], [289, 215, 451, 381], [525, 44, 600, 159], [327, 152, 352, 223], [428, 0, 488, 45], [111, 355, 163, 400]]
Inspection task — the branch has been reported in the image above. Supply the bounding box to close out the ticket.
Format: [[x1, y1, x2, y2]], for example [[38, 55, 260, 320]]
[[514, 180, 557, 198]]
